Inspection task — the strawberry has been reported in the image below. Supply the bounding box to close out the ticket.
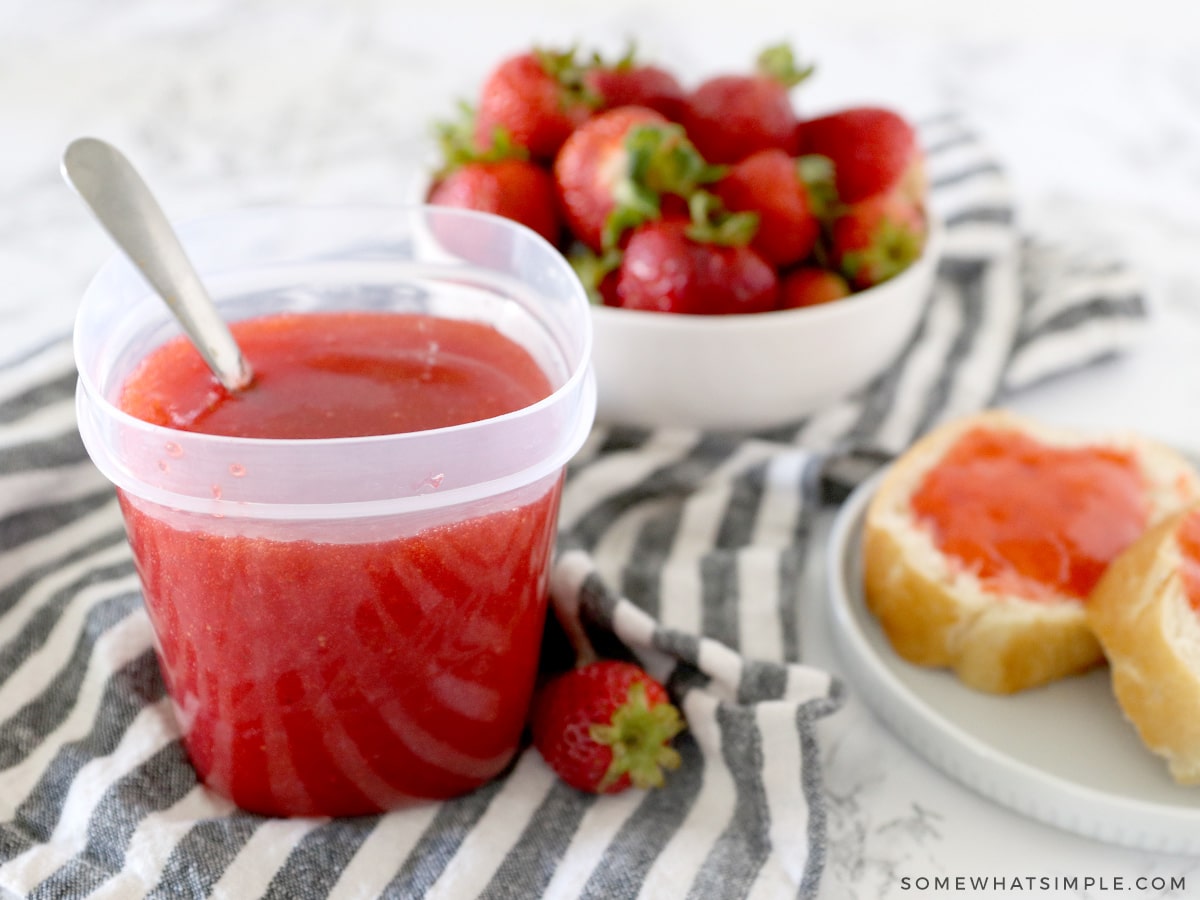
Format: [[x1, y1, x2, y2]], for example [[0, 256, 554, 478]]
[[554, 106, 720, 253], [583, 47, 686, 121], [475, 48, 595, 160], [779, 267, 852, 309], [681, 44, 813, 164], [532, 660, 684, 794], [713, 150, 834, 268], [428, 106, 561, 244], [428, 161, 560, 245], [827, 192, 927, 289], [614, 206, 779, 315], [799, 106, 925, 204]]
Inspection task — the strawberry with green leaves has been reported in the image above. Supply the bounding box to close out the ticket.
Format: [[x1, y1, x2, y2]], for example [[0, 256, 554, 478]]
[[799, 106, 925, 204], [427, 106, 561, 244], [828, 192, 927, 289], [583, 46, 687, 121], [682, 44, 813, 164], [532, 659, 684, 794], [713, 150, 834, 268], [554, 105, 721, 253], [613, 194, 778, 315], [474, 48, 595, 160]]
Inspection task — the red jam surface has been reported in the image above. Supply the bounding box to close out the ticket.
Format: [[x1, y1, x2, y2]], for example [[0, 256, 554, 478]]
[[1178, 508, 1200, 613], [118, 311, 558, 816], [909, 426, 1149, 601], [119, 311, 550, 437]]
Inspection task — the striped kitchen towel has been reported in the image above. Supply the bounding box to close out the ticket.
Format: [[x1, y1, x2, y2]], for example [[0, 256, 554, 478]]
[[0, 111, 1148, 900]]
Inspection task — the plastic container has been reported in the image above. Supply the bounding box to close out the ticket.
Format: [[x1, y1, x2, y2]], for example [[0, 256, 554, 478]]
[[74, 206, 595, 816]]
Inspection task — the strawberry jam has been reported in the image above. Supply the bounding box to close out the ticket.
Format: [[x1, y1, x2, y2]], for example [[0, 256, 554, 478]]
[[1177, 508, 1200, 613], [909, 426, 1148, 601], [118, 311, 558, 816], [119, 311, 550, 439]]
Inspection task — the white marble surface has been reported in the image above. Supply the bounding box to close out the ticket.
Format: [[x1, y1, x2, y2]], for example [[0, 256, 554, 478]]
[[4, 1, 1200, 897]]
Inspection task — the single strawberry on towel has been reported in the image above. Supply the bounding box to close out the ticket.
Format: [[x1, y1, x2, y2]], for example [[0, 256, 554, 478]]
[[532, 660, 684, 794]]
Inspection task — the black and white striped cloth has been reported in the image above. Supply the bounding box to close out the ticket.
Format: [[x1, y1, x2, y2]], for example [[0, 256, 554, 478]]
[[0, 113, 1147, 899]]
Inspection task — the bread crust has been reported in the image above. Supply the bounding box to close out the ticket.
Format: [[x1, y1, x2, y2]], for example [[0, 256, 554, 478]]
[[862, 410, 1200, 694], [1087, 508, 1200, 785]]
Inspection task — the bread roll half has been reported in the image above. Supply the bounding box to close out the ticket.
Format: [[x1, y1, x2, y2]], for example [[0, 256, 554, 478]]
[[863, 410, 1200, 694], [1088, 507, 1200, 784]]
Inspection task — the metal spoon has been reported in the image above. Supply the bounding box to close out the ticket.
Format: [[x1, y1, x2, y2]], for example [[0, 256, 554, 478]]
[[61, 137, 254, 393]]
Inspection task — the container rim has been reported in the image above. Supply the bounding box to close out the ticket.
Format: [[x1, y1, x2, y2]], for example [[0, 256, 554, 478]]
[[73, 204, 596, 519]]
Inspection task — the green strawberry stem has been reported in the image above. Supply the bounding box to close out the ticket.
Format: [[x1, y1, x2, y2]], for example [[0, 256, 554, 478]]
[[602, 124, 724, 251], [591, 681, 685, 791], [569, 244, 622, 305], [627, 124, 725, 191], [841, 220, 924, 285], [755, 43, 815, 89], [433, 101, 528, 177], [590, 40, 639, 71], [604, 182, 660, 253], [797, 153, 838, 219], [533, 45, 602, 108], [685, 191, 760, 246]]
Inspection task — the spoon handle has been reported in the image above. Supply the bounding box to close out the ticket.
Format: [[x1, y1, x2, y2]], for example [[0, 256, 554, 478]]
[[61, 137, 253, 392]]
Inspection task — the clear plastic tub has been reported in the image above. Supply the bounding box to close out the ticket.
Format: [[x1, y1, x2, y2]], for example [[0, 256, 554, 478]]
[[74, 206, 595, 816]]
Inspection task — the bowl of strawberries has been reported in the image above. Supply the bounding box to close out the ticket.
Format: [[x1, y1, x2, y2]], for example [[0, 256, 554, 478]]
[[425, 43, 940, 431]]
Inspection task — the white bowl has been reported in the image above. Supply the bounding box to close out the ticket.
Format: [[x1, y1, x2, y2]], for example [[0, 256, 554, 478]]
[[591, 219, 943, 431]]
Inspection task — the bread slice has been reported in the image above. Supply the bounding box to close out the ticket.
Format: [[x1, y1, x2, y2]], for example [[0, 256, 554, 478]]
[[1088, 506, 1200, 784], [862, 410, 1200, 694]]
